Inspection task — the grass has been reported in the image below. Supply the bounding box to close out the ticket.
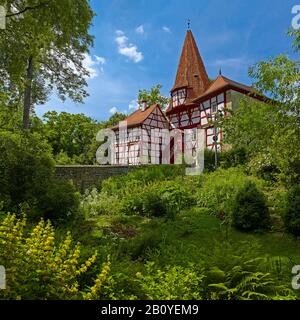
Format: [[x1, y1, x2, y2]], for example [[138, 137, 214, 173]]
[[59, 206, 300, 297]]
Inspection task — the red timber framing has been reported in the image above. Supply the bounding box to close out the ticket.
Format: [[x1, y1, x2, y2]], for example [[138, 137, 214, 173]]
[[112, 105, 170, 166], [167, 90, 227, 152]]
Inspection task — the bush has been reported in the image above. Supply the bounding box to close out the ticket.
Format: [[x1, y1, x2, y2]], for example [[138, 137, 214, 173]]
[[0, 214, 110, 300], [247, 152, 279, 182], [122, 179, 195, 218], [80, 188, 123, 218], [101, 165, 185, 196], [220, 147, 247, 169], [283, 184, 300, 237], [136, 262, 204, 300], [0, 131, 54, 212], [231, 181, 271, 232], [33, 179, 80, 223], [196, 167, 264, 218]]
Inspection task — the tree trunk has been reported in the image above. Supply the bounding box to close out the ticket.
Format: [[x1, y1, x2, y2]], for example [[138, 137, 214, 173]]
[[22, 56, 34, 129]]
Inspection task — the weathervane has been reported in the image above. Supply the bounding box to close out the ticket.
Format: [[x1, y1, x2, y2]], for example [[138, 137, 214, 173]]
[[187, 19, 191, 30]]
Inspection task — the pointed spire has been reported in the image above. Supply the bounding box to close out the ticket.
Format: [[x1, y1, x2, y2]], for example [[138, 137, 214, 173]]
[[171, 30, 210, 103], [219, 68, 222, 76], [187, 19, 191, 30]]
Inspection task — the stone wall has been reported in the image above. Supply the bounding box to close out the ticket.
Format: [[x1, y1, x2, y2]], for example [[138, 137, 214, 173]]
[[55, 165, 138, 191]]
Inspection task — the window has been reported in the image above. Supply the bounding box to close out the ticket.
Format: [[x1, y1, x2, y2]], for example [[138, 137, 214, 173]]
[[212, 97, 217, 113], [203, 100, 210, 110], [172, 89, 186, 107], [217, 93, 224, 103]]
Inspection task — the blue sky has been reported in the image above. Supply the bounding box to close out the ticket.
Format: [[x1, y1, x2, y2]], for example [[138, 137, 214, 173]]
[[36, 0, 298, 121]]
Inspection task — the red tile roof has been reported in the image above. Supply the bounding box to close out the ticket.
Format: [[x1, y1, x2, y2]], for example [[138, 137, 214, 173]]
[[171, 30, 210, 102], [193, 75, 257, 101], [111, 104, 169, 130]]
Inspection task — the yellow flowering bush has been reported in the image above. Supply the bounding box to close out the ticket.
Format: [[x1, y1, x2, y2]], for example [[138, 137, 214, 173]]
[[0, 214, 110, 300]]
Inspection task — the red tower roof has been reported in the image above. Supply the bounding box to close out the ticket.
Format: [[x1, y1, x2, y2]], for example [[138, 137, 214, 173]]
[[171, 30, 210, 102]]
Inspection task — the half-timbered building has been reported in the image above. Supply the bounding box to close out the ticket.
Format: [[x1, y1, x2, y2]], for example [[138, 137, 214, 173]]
[[111, 28, 264, 165], [111, 103, 170, 165]]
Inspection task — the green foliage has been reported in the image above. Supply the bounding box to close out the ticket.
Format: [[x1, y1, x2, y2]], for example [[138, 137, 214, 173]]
[[232, 182, 271, 232], [246, 152, 280, 182], [43, 111, 99, 165], [0, 130, 54, 212], [138, 84, 170, 110], [0, 214, 110, 300], [203, 149, 219, 172], [122, 179, 195, 219], [33, 179, 81, 224], [127, 230, 164, 261], [196, 167, 264, 218], [224, 38, 300, 186], [283, 184, 300, 237], [0, 0, 95, 128], [220, 147, 248, 169], [136, 262, 204, 300], [80, 189, 122, 218], [101, 165, 185, 195]]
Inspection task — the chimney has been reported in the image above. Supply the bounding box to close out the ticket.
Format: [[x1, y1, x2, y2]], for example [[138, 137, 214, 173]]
[[139, 100, 147, 111]]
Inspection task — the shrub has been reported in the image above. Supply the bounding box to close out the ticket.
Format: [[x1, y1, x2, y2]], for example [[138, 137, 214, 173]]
[[220, 147, 247, 169], [128, 231, 164, 261], [0, 214, 110, 300], [203, 149, 219, 172], [0, 131, 54, 212], [231, 181, 271, 232], [283, 184, 300, 237], [100, 165, 185, 196], [33, 179, 81, 224], [247, 152, 279, 182], [196, 167, 264, 217], [136, 262, 204, 300], [80, 188, 123, 218], [122, 179, 195, 218]]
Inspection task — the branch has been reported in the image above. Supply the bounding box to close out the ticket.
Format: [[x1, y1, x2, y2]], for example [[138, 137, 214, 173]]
[[6, 2, 50, 18]]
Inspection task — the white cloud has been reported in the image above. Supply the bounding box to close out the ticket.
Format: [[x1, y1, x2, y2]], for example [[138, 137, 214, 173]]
[[128, 99, 139, 111], [162, 26, 171, 33], [135, 25, 145, 35], [116, 30, 125, 36], [95, 56, 106, 65], [115, 30, 144, 63], [109, 106, 119, 114], [82, 53, 106, 79]]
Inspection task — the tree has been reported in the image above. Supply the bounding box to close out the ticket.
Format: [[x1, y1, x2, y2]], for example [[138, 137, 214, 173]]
[[223, 32, 300, 186], [138, 84, 170, 110], [43, 111, 98, 164], [99, 112, 127, 128], [0, 0, 95, 129]]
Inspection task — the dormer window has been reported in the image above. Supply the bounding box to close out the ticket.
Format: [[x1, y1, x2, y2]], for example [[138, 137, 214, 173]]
[[172, 88, 186, 107]]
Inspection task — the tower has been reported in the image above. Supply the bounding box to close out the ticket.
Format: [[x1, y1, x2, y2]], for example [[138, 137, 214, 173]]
[[167, 30, 210, 119]]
